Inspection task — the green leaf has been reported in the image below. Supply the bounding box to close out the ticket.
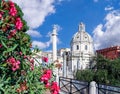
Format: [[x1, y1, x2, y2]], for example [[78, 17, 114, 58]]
[[2, 63, 7, 67], [20, 47, 26, 55], [1, 40, 8, 49], [6, 44, 18, 53], [0, 20, 2, 25]]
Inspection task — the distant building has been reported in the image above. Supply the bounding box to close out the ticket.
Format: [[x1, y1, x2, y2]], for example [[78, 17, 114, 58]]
[[96, 46, 120, 60], [70, 22, 94, 71], [33, 50, 53, 66], [57, 48, 70, 65], [57, 48, 71, 75]]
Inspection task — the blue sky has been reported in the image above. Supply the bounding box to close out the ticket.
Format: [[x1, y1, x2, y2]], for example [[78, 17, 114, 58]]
[[12, 0, 120, 51]]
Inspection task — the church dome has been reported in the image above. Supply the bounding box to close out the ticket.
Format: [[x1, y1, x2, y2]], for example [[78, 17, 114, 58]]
[[70, 22, 93, 45]]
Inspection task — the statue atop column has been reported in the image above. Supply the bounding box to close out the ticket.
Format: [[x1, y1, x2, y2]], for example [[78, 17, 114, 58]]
[[52, 25, 57, 36]]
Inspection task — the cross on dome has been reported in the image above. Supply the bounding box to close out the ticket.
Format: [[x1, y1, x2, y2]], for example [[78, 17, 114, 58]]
[[78, 22, 85, 32]]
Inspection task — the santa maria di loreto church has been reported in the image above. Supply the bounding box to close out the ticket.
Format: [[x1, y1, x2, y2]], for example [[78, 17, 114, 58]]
[[70, 22, 94, 71], [60, 22, 95, 73]]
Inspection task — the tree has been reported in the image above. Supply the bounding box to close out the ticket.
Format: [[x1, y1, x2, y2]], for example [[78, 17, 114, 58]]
[[76, 54, 120, 86]]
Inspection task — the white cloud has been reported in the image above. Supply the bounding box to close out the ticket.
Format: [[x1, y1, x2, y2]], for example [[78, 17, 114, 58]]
[[27, 30, 42, 38], [93, 10, 120, 50], [105, 6, 114, 11], [93, 24, 104, 49], [32, 41, 49, 49]]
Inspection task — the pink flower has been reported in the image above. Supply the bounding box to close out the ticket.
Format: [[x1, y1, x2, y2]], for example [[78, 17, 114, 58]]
[[24, 55, 28, 59], [10, 29, 16, 36], [9, 6, 17, 16], [30, 63, 34, 70], [52, 90, 58, 94], [44, 69, 52, 79], [30, 59, 34, 64], [8, 29, 16, 39], [0, 44, 2, 48], [42, 57, 48, 62], [16, 60, 20, 65], [15, 17, 23, 30], [7, 57, 16, 63], [12, 64, 19, 71], [12, 67, 17, 71], [50, 82, 60, 94], [0, 13, 2, 19], [19, 52, 22, 55], [45, 82, 50, 88], [40, 74, 49, 81], [7, 57, 20, 71], [9, 1, 15, 7], [9, 1, 17, 16]]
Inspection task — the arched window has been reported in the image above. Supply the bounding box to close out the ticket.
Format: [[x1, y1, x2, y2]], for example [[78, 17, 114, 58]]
[[85, 45, 87, 50], [77, 45, 79, 50]]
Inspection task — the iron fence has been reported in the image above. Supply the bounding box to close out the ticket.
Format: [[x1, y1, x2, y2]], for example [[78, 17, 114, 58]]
[[59, 77, 89, 94], [98, 83, 120, 94], [59, 77, 120, 94]]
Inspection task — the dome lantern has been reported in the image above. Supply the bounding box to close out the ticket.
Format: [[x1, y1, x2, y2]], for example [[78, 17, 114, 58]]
[[78, 22, 85, 32]]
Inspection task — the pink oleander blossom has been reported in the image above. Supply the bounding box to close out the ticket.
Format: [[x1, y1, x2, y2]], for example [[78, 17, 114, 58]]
[[23, 55, 28, 59], [12, 64, 19, 71], [30, 63, 34, 70], [15, 17, 23, 30], [19, 52, 22, 55], [50, 82, 60, 94], [9, 1, 15, 7], [9, 6, 17, 16], [10, 29, 16, 36], [9, 1, 17, 16], [7, 57, 20, 71], [45, 82, 50, 88], [40, 74, 49, 82], [0, 13, 2, 19], [42, 57, 48, 62], [52, 90, 58, 94], [8, 29, 16, 39], [44, 69, 52, 79]]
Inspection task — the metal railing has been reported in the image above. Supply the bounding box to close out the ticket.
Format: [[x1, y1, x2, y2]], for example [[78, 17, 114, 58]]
[[98, 83, 120, 94], [59, 77, 89, 94], [59, 76, 120, 94]]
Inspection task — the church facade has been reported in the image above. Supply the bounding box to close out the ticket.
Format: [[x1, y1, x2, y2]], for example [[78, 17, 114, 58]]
[[70, 22, 94, 71]]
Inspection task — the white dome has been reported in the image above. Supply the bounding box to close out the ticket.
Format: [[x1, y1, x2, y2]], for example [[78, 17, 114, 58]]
[[70, 23, 93, 45]]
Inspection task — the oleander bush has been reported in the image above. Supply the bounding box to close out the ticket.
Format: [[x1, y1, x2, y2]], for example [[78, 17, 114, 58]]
[[0, 0, 59, 94]]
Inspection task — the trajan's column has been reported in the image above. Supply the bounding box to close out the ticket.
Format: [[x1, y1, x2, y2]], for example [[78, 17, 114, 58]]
[[52, 25, 57, 61], [52, 25, 59, 82]]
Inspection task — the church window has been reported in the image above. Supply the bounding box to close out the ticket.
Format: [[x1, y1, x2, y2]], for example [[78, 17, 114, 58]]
[[85, 45, 87, 50], [77, 45, 79, 50]]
